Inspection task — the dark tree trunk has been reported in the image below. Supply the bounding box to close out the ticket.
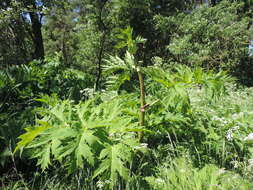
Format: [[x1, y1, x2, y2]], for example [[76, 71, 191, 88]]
[[28, 0, 44, 60], [211, 0, 216, 6], [94, 0, 108, 91]]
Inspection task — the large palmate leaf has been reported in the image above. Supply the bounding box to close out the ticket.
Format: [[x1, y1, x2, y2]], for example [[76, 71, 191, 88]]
[[93, 140, 138, 188], [23, 127, 78, 170], [145, 65, 232, 100], [15, 95, 144, 186]]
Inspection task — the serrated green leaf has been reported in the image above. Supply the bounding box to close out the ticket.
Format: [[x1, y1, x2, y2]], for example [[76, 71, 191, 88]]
[[94, 143, 133, 187], [14, 124, 51, 154], [75, 132, 95, 167], [32, 144, 51, 171]]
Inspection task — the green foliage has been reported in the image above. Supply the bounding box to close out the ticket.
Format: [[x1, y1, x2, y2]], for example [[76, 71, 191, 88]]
[[146, 65, 232, 101], [146, 157, 253, 190], [103, 51, 135, 90], [0, 1, 33, 65], [93, 141, 137, 188], [42, 1, 78, 65], [189, 84, 253, 169], [73, 23, 102, 72], [156, 1, 253, 71], [0, 57, 94, 169], [2, 0, 253, 188], [115, 26, 146, 55], [5, 53, 253, 189], [144, 65, 253, 171], [104, 26, 147, 92], [12, 56, 253, 188], [14, 95, 147, 188]]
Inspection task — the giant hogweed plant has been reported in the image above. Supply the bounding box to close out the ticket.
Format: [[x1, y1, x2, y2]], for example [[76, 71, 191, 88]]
[[107, 26, 232, 125], [14, 95, 147, 189], [102, 26, 234, 157], [105, 50, 232, 128], [106, 26, 147, 140]]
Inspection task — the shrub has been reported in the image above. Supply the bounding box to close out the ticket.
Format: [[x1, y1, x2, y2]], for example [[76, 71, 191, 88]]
[[155, 0, 253, 73]]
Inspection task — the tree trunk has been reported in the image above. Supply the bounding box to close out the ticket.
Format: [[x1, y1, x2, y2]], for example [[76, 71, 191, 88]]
[[28, 0, 44, 60], [94, 0, 108, 91], [211, 0, 216, 6]]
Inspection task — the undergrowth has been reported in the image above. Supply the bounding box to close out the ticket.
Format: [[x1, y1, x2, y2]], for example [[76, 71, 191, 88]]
[[5, 63, 252, 189], [1, 30, 253, 189]]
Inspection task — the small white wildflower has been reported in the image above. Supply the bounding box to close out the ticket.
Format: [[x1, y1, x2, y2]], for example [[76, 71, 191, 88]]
[[232, 113, 238, 118], [96, 181, 104, 189], [140, 143, 148, 148], [231, 161, 239, 169], [244, 133, 253, 142], [233, 112, 244, 119], [223, 120, 228, 125], [179, 169, 186, 173], [226, 130, 233, 141], [129, 132, 136, 136], [155, 178, 164, 184], [248, 159, 253, 166], [218, 168, 226, 175], [105, 180, 111, 184], [134, 143, 148, 149], [212, 116, 220, 121]]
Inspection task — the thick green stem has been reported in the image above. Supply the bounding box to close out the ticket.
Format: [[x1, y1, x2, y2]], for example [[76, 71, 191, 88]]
[[138, 71, 145, 141]]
